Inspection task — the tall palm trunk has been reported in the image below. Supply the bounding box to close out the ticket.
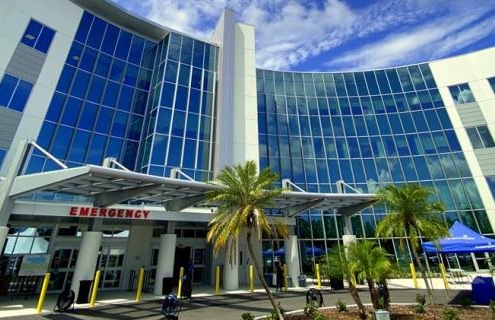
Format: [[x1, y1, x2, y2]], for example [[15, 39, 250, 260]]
[[366, 278, 380, 309], [412, 249, 435, 304], [246, 231, 284, 320], [348, 282, 367, 319]]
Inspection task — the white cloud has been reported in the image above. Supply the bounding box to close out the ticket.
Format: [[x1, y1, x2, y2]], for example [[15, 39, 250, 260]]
[[109, 0, 495, 71]]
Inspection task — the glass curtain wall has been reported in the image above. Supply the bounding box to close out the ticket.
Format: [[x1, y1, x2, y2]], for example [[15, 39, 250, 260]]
[[256, 65, 493, 272]]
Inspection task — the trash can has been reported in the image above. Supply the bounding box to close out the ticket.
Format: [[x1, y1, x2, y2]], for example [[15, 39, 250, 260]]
[[298, 275, 307, 287], [162, 277, 174, 295], [76, 280, 92, 304], [471, 276, 495, 305]]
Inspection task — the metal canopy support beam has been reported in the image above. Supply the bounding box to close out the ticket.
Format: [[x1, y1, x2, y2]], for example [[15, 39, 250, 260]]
[[287, 199, 325, 217], [338, 200, 377, 235], [164, 194, 207, 212], [93, 183, 163, 207]]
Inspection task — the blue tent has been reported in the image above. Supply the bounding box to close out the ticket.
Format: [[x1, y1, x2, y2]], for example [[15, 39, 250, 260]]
[[422, 221, 495, 253]]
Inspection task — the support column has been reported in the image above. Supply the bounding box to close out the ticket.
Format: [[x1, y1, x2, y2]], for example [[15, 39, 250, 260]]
[[0, 226, 8, 254], [285, 235, 301, 287], [223, 240, 239, 290], [71, 231, 102, 301], [154, 234, 176, 296], [343, 235, 357, 247]]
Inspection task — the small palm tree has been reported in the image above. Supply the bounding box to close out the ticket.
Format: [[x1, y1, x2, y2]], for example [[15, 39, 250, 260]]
[[323, 245, 367, 318], [348, 241, 391, 310], [375, 183, 449, 304], [206, 161, 287, 320]]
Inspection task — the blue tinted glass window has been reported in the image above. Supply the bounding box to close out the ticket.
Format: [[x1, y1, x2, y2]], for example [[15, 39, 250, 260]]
[[364, 72, 379, 95], [386, 69, 402, 93], [478, 126, 495, 148], [375, 70, 391, 94], [95, 53, 112, 78], [406, 92, 421, 110], [178, 64, 190, 86], [111, 111, 128, 137], [129, 37, 144, 65], [192, 41, 204, 68], [36, 26, 55, 53], [71, 70, 90, 98], [123, 64, 138, 86], [87, 76, 105, 103], [101, 23, 119, 55], [180, 37, 193, 64], [51, 125, 73, 158], [397, 67, 413, 91], [21, 20, 42, 47], [156, 108, 172, 134], [334, 73, 346, 96], [161, 82, 175, 107], [106, 137, 123, 158], [87, 16, 106, 49], [109, 59, 125, 82], [419, 64, 436, 88], [118, 86, 134, 111], [102, 81, 119, 107], [80, 47, 98, 72], [424, 110, 441, 130], [68, 130, 90, 162], [75, 12, 93, 43], [61, 97, 82, 126], [86, 134, 106, 164], [168, 34, 182, 62], [171, 111, 186, 136], [56, 66, 75, 93], [37, 122, 55, 149], [9, 80, 33, 112], [115, 31, 132, 60], [95, 106, 113, 133], [168, 136, 182, 166], [449, 83, 475, 105], [66, 42, 83, 67], [79, 102, 98, 130], [343, 73, 357, 96], [0, 74, 17, 106], [46, 92, 65, 122], [408, 65, 426, 90]]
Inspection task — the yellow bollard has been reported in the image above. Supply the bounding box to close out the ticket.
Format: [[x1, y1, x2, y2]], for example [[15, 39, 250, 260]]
[[36, 272, 51, 313], [177, 267, 184, 298], [283, 264, 288, 291], [316, 263, 321, 289], [90, 270, 101, 307], [215, 265, 220, 295], [410, 263, 418, 289], [135, 267, 145, 301], [439, 263, 450, 290], [249, 265, 254, 293]]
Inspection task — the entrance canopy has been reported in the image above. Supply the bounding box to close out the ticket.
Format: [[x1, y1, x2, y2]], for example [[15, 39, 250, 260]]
[[8, 164, 377, 216], [422, 221, 495, 254]]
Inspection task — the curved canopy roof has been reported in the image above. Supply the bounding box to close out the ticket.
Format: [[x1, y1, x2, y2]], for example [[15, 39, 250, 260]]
[[8, 164, 377, 217]]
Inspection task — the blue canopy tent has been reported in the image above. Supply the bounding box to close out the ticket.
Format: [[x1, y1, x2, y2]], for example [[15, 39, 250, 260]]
[[422, 221, 495, 253]]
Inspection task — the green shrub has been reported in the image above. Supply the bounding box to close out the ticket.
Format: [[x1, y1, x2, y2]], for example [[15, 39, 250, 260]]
[[314, 313, 328, 320], [304, 303, 319, 318], [414, 293, 426, 314], [443, 307, 460, 320], [241, 312, 254, 320], [335, 298, 347, 312]]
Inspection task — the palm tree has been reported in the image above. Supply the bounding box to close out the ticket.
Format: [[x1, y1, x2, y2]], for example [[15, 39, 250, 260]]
[[206, 160, 287, 320], [348, 241, 391, 310], [322, 245, 368, 318], [375, 183, 449, 304]]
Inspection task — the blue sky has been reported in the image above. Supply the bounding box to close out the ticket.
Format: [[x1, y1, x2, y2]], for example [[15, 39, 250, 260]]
[[110, 0, 495, 72]]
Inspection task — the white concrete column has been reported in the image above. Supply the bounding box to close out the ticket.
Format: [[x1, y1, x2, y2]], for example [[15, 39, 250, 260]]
[[71, 231, 102, 301], [0, 226, 8, 254], [154, 234, 176, 296], [285, 235, 301, 287], [223, 240, 239, 290]]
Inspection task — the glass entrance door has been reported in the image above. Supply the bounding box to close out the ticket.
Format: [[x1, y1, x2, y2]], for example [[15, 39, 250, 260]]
[[98, 246, 125, 289]]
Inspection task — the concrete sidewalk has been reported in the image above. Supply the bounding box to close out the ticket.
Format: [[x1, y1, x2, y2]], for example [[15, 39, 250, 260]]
[[0, 276, 477, 319]]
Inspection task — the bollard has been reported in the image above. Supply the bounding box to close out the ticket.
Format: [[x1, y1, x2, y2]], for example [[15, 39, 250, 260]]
[[283, 264, 288, 291], [409, 263, 418, 289], [90, 270, 101, 307], [215, 265, 220, 295], [135, 267, 145, 301], [439, 263, 450, 290], [177, 267, 184, 298], [316, 263, 321, 289], [36, 273, 51, 313], [249, 265, 254, 293]]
